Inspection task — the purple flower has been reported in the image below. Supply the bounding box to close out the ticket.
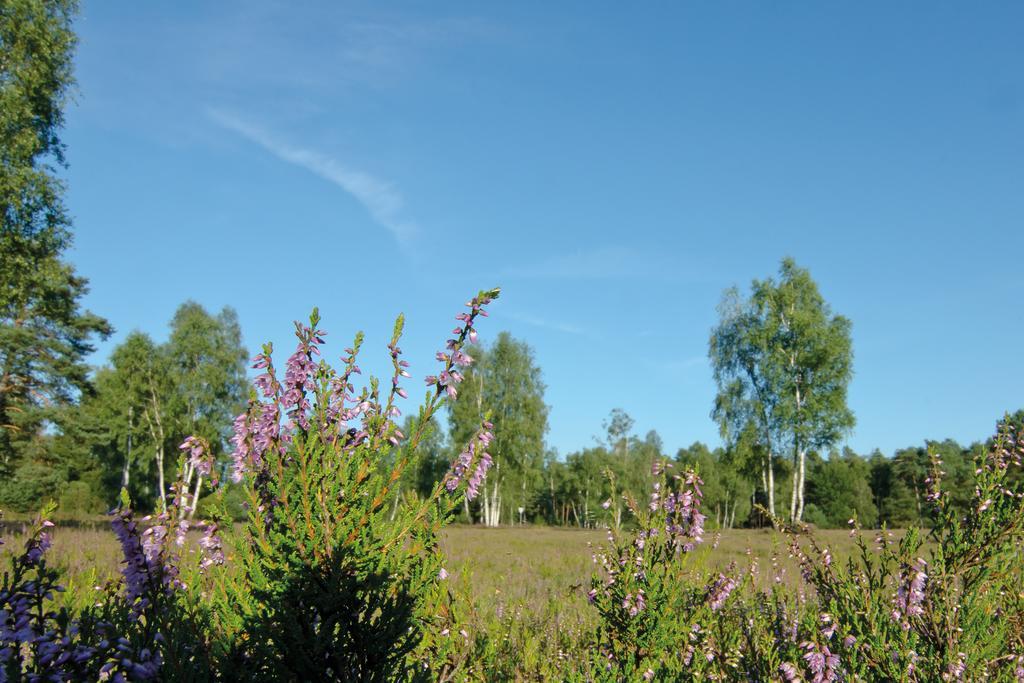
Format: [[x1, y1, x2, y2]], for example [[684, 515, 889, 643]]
[[819, 613, 837, 640], [946, 653, 967, 681], [779, 662, 800, 682], [231, 401, 280, 483], [707, 574, 737, 612], [430, 289, 498, 397], [622, 589, 646, 617], [140, 519, 167, 563], [111, 507, 168, 616], [802, 640, 841, 683], [198, 523, 225, 570], [179, 436, 213, 478], [663, 470, 706, 552], [280, 322, 323, 430], [892, 557, 928, 629], [23, 528, 52, 566], [445, 424, 495, 501]]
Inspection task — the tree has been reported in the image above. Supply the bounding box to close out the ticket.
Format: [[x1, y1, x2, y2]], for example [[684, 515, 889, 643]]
[[50, 305, 247, 513], [603, 408, 635, 461], [600, 408, 638, 530], [562, 446, 616, 528], [804, 448, 878, 528], [448, 331, 547, 526], [0, 0, 111, 501], [710, 258, 854, 523], [710, 289, 784, 518], [164, 302, 247, 506], [676, 441, 754, 529], [49, 336, 167, 511]]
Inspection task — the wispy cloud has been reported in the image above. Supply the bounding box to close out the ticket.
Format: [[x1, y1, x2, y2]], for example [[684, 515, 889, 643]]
[[503, 311, 587, 336], [503, 246, 687, 281], [208, 109, 417, 243], [192, 9, 496, 96]]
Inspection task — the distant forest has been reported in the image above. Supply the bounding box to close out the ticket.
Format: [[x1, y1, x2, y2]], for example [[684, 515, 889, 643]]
[[2, 290, 1018, 530]]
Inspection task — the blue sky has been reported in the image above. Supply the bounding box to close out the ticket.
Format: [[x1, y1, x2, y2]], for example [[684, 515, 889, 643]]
[[64, 2, 1023, 457]]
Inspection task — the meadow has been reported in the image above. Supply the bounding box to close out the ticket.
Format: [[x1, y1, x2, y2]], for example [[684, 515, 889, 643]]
[[0, 521, 892, 631], [1, 289, 1017, 680]]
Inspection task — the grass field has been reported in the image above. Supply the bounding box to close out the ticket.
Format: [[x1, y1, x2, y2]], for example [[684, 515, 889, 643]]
[[443, 525, 885, 626], [1, 520, 879, 629]]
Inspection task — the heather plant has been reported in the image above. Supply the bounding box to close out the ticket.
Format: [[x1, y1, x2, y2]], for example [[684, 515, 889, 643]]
[[0, 502, 175, 682], [550, 424, 1024, 682], [201, 290, 500, 681], [778, 421, 1024, 681], [4, 289, 500, 682], [577, 461, 748, 681]]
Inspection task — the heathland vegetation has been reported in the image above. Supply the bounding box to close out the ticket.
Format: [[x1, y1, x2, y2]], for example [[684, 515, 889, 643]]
[[3, 2, 1024, 680]]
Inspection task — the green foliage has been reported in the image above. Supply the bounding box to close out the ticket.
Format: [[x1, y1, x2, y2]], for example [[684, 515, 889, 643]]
[[57, 479, 105, 516], [710, 258, 854, 523], [448, 331, 548, 526], [166, 302, 248, 447], [0, 0, 110, 490], [676, 441, 753, 530], [202, 292, 499, 679], [805, 449, 879, 528], [785, 423, 1024, 680], [0, 460, 63, 510], [0, 0, 76, 238], [581, 463, 742, 680], [52, 304, 248, 512], [405, 415, 450, 500]]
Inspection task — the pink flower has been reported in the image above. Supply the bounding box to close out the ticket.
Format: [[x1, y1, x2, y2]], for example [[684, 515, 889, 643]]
[[892, 558, 928, 629], [707, 574, 737, 612]]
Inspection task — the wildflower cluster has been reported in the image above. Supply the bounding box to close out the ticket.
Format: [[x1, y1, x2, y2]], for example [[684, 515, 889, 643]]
[[891, 557, 927, 629], [1, 505, 163, 681], [444, 422, 494, 500], [775, 420, 1024, 681], [206, 289, 500, 679], [3, 288, 502, 682], [564, 419, 1024, 681], [583, 462, 743, 680], [426, 289, 496, 400]]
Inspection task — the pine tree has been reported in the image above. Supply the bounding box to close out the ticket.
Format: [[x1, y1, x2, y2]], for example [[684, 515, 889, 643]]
[[0, 0, 111, 506]]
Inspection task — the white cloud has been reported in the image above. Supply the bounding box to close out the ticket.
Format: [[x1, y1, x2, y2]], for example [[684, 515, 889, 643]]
[[208, 109, 417, 243]]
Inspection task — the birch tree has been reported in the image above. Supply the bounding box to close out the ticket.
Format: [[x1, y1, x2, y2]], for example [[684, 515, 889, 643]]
[[448, 331, 548, 526], [710, 258, 854, 523]]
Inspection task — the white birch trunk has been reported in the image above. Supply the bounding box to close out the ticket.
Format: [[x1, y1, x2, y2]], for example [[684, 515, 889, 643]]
[[122, 405, 133, 491], [796, 448, 806, 522]]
